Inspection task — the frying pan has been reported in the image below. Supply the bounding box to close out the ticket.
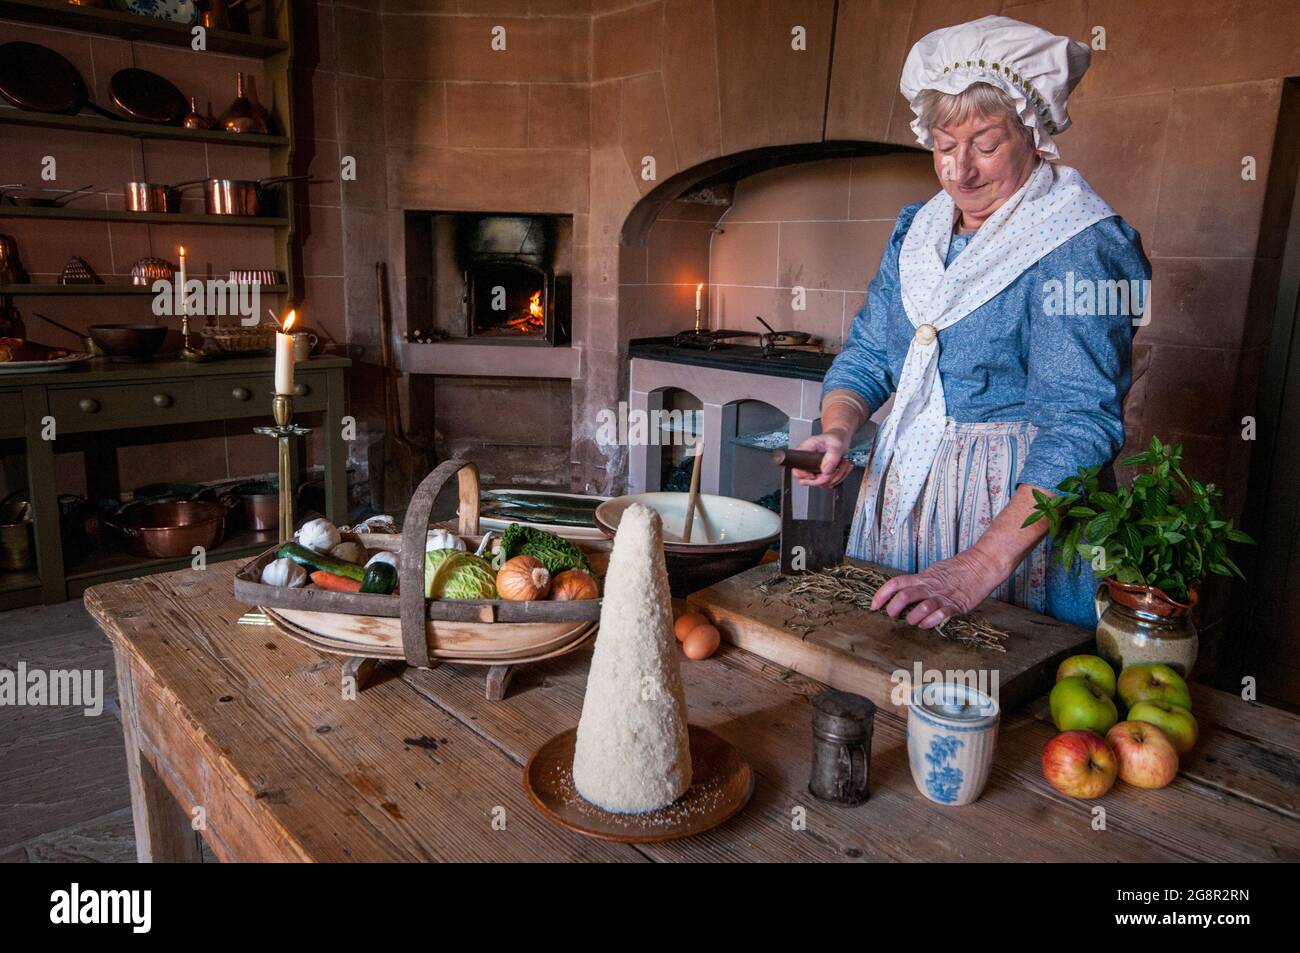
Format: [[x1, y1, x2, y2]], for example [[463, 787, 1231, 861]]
[[0, 183, 96, 208], [110, 68, 187, 124], [755, 315, 811, 346], [0, 42, 120, 119]]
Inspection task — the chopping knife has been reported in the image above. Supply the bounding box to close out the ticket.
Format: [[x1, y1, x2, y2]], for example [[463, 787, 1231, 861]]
[[771, 448, 853, 573]]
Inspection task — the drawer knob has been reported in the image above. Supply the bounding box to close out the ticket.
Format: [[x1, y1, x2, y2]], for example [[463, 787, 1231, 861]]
[[231, 386, 252, 401], [293, 382, 310, 397], [78, 398, 100, 413], [152, 393, 173, 408]]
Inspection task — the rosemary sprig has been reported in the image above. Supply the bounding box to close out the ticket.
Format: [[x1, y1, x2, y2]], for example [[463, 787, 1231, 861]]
[[755, 565, 1009, 652]]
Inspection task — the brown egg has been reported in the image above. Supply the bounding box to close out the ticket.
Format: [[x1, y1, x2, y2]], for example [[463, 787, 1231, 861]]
[[674, 612, 709, 642], [682, 624, 721, 660]]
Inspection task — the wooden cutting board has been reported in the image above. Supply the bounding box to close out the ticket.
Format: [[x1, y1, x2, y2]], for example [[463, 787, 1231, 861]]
[[687, 557, 1096, 714]]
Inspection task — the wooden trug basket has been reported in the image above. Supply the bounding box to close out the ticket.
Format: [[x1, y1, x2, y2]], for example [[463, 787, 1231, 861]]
[[233, 459, 606, 698]]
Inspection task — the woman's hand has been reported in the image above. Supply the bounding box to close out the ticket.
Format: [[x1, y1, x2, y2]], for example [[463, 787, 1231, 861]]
[[794, 428, 854, 488], [871, 547, 1004, 629], [870, 484, 1049, 628]]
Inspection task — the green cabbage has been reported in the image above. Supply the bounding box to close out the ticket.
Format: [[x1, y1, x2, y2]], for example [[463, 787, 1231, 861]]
[[498, 523, 593, 576], [424, 550, 498, 600]]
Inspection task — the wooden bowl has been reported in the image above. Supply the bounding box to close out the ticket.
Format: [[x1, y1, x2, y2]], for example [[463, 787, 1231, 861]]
[[88, 323, 168, 362], [594, 492, 780, 596]]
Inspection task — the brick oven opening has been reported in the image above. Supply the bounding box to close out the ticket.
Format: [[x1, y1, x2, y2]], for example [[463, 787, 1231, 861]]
[[405, 211, 572, 346]]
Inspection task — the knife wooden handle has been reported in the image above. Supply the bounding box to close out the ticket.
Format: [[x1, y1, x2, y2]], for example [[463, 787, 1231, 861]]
[[771, 448, 825, 471]]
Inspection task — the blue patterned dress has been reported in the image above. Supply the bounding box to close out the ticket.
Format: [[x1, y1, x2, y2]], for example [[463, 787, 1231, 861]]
[[822, 202, 1151, 628]]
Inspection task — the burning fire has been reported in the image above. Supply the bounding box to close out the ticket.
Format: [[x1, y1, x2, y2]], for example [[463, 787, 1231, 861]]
[[505, 290, 545, 333]]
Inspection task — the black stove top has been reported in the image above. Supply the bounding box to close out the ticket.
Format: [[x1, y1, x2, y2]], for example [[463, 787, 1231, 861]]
[[628, 336, 835, 382]]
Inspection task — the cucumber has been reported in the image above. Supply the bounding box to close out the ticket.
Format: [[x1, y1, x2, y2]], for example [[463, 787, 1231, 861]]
[[360, 562, 398, 595], [277, 542, 398, 594], [276, 542, 366, 582]]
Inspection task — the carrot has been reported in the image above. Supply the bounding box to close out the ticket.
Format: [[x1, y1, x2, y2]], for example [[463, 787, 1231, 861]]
[[311, 570, 362, 592]]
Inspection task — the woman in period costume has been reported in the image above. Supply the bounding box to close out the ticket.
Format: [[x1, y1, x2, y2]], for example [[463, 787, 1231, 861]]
[[798, 16, 1150, 630]]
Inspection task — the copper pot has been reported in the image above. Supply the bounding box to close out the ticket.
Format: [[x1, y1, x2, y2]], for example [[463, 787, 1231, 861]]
[[112, 500, 227, 559], [203, 175, 308, 216], [226, 481, 279, 531]]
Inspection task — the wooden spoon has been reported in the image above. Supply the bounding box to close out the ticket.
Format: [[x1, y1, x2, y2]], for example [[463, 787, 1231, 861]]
[[681, 441, 704, 544]]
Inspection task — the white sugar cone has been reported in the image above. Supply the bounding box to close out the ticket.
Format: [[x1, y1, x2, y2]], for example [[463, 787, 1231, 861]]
[[572, 503, 692, 813]]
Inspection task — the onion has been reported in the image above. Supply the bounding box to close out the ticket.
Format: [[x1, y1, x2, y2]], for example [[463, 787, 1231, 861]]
[[497, 555, 551, 601], [551, 569, 599, 601]]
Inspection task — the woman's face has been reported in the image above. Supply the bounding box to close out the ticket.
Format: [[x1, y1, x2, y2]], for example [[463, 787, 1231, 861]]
[[931, 114, 1038, 226]]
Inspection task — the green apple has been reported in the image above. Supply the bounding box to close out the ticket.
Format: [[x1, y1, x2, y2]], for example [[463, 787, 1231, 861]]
[[1050, 676, 1119, 734], [1118, 663, 1192, 711], [1128, 700, 1198, 755], [1056, 654, 1117, 698]]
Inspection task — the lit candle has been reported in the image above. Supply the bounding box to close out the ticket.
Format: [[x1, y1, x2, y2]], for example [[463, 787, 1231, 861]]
[[275, 309, 297, 395], [177, 245, 186, 315], [696, 283, 703, 311]]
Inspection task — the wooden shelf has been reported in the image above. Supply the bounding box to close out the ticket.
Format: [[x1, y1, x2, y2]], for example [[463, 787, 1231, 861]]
[[0, 107, 288, 147], [0, 206, 288, 228], [64, 525, 277, 592], [0, 0, 287, 58], [0, 283, 288, 296]]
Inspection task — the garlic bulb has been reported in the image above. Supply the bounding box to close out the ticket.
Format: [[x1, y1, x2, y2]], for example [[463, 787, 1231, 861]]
[[261, 557, 307, 588], [366, 550, 400, 572], [297, 517, 341, 554], [426, 528, 466, 552]]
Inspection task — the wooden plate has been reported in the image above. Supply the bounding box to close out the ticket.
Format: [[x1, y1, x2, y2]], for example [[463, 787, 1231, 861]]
[[523, 725, 754, 843]]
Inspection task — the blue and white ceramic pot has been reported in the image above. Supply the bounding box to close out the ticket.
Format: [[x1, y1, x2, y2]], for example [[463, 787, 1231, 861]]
[[906, 681, 1000, 807]]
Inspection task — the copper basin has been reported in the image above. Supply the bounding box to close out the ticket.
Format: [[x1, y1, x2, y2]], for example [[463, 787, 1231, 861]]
[[114, 500, 226, 559]]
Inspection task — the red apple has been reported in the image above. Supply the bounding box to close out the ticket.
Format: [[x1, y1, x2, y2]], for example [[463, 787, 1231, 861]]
[[1041, 730, 1118, 799], [1105, 720, 1179, 789]]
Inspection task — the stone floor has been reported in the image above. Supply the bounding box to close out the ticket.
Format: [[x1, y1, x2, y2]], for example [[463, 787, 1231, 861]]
[[0, 599, 217, 862]]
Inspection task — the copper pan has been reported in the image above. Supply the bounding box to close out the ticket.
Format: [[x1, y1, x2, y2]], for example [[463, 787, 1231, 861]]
[[110, 500, 227, 559]]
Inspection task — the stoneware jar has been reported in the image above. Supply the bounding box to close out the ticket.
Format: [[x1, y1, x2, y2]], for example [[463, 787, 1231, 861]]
[[1094, 580, 1198, 677], [907, 681, 999, 807]]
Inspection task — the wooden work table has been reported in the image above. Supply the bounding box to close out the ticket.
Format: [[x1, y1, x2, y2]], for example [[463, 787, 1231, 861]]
[[85, 559, 1300, 862]]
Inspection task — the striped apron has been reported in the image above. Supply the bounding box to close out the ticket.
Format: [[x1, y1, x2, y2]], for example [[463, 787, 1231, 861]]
[[846, 418, 1049, 613]]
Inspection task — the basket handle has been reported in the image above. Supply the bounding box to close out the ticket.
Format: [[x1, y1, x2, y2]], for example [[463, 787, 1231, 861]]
[[399, 459, 481, 668]]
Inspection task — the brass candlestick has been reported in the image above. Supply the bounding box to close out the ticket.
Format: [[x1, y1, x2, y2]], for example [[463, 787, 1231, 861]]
[[694, 306, 703, 333], [179, 309, 207, 362], [254, 393, 311, 543]]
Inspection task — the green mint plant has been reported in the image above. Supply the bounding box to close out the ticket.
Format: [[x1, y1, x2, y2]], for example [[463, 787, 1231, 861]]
[[1022, 437, 1253, 603]]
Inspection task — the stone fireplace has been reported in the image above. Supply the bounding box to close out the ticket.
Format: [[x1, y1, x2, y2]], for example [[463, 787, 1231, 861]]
[[404, 212, 573, 346]]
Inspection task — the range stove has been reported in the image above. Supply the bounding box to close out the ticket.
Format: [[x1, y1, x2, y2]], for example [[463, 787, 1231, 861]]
[[628, 336, 835, 382]]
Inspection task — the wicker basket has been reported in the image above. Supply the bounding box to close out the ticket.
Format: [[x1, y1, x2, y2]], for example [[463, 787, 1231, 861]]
[[201, 322, 276, 353], [233, 460, 605, 670]]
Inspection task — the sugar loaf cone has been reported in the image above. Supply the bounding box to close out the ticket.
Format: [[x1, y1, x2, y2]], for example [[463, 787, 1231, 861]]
[[572, 502, 692, 813]]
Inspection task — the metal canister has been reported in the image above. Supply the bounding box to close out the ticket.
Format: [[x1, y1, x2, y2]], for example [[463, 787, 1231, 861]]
[[809, 690, 876, 804]]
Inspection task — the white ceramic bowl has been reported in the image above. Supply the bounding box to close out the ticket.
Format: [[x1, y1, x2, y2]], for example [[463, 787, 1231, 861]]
[[594, 492, 780, 595], [595, 492, 780, 548]]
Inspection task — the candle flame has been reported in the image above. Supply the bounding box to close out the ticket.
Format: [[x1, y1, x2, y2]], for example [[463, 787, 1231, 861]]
[[697, 283, 703, 292], [178, 245, 186, 257], [282, 309, 297, 333]]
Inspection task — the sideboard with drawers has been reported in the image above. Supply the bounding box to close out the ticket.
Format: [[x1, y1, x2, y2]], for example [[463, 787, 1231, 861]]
[[0, 355, 350, 608]]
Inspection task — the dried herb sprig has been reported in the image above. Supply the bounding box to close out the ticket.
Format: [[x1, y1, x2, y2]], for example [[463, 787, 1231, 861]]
[[756, 565, 1009, 652]]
